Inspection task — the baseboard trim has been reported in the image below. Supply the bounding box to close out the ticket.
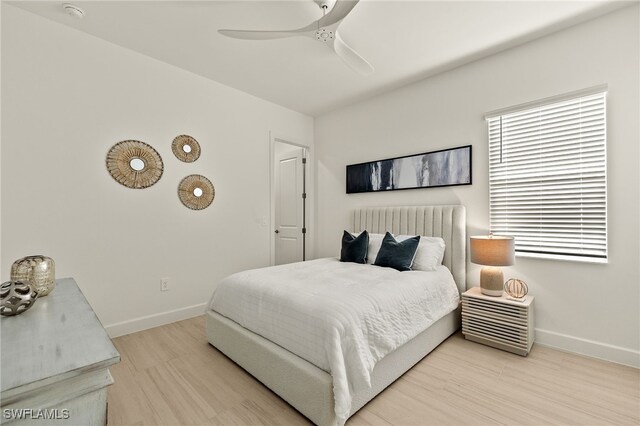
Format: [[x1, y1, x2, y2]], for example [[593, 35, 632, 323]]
[[535, 328, 640, 368], [105, 303, 207, 338], [104, 310, 639, 367]]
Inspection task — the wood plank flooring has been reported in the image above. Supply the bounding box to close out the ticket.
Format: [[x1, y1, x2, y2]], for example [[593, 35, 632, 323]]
[[107, 316, 639, 425]]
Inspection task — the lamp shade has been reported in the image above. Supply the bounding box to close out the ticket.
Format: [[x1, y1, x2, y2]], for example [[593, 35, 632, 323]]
[[470, 235, 515, 266]]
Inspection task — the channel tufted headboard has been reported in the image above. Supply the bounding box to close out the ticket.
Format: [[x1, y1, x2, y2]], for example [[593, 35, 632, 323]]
[[351, 205, 467, 293]]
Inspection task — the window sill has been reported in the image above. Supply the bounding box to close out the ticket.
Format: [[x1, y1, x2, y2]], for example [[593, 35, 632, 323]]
[[516, 251, 608, 264]]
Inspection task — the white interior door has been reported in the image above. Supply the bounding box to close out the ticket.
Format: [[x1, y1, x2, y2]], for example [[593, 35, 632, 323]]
[[275, 147, 304, 265]]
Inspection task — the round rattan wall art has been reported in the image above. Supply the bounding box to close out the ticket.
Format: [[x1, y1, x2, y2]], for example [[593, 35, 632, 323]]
[[178, 174, 215, 210], [172, 135, 201, 163], [106, 140, 163, 189]]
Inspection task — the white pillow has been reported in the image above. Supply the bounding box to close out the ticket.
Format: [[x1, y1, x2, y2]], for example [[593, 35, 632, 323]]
[[396, 235, 446, 271], [367, 233, 386, 264]]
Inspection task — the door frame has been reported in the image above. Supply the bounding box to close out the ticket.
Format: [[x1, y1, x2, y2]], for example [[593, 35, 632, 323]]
[[269, 132, 312, 266]]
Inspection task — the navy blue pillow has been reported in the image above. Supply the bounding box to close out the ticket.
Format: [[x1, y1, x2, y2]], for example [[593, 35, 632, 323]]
[[374, 232, 420, 271], [340, 230, 369, 264]]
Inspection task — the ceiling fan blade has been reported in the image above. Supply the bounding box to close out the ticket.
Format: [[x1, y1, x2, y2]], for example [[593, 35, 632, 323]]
[[319, 0, 360, 28], [218, 29, 299, 40], [218, 0, 361, 41], [332, 32, 374, 76]]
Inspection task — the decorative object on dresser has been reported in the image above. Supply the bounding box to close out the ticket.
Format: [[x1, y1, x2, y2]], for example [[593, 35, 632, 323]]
[[504, 278, 529, 300], [0, 281, 39, 316], [461, 286, 534, 356], [106, 139, 164, 189], [11, 254, 56, 296], [470, 234, 515, 296], [346, 145, 471, 193], [1, 278, 120, 425], [172, 134, 201, 163], [178, 174, 215, 210]]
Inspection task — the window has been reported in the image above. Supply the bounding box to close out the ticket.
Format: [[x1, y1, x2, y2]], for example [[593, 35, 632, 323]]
[[486, 87, 607, 262]]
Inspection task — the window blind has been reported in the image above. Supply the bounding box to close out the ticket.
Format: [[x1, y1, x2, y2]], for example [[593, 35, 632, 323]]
[[487, 91, 607, 261]]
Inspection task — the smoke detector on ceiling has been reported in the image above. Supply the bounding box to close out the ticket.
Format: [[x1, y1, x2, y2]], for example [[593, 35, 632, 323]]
[[63, 3, 85, 19]]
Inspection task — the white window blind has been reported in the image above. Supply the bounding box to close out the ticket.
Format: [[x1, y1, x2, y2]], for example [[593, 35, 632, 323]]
[[486, 91, 607, 262]]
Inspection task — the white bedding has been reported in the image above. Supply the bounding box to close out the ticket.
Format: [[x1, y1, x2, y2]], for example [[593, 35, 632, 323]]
[[208, 258, 460, 425]]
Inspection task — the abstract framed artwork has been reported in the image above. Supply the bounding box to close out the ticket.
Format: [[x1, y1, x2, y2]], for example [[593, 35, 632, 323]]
[[346, 145, 472, 194]]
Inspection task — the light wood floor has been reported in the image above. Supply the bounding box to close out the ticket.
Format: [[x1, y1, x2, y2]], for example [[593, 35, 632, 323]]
[[107, 316, 639, 425]]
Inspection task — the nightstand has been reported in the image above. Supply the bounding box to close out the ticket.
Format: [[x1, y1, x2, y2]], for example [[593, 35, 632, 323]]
[[461, 286, 534, 356]]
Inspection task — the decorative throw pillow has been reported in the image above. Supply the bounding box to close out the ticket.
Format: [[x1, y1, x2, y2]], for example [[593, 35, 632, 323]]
[[396, 235, 446, 271], [374, 232, 420, 271], [366, 233, 386, 265], [340, 230, 369, 264]]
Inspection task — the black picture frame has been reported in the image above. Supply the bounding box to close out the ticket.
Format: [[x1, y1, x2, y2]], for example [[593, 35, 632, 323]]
[[346, 145, 472, 194]]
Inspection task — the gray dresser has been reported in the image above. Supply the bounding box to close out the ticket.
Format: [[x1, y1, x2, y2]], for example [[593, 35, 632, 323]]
[[1, 278, 120, 425]]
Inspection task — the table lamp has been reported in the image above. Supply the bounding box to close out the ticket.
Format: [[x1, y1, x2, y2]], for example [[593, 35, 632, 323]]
[[470, 235, 515, 296]]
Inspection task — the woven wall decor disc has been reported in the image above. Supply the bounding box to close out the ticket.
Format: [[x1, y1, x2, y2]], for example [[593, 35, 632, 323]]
[[106, 140, 163, 189], [178, 174, 215, 210], [172, 135, 201, 163]]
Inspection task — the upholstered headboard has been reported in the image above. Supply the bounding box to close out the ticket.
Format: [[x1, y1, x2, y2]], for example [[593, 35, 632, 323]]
[[351, 205, 466, 293]]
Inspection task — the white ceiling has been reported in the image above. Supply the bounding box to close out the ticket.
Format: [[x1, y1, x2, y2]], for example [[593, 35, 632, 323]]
[[8, 1, 632, 116]]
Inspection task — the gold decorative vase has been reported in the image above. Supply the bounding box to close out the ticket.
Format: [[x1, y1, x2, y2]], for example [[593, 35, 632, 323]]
[[11, 255, 56, 297]]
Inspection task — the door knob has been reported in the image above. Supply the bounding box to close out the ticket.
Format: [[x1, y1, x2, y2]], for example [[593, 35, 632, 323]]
[[274, 230, 280, 233]]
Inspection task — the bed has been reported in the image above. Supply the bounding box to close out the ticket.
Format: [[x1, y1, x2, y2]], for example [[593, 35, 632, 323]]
[[206, 205, 466, 426]]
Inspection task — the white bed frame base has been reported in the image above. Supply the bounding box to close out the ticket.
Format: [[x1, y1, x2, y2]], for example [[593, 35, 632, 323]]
[[206, 205, 466, 426], [206, 307, 460, 426]]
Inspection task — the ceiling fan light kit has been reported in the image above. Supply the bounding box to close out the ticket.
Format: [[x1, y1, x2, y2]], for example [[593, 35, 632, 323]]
[[218, 0, 373, 76], [316, 29, 334, 42]]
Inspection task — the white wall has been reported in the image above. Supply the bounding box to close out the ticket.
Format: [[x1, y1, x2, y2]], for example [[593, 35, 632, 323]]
[[1, 5, 313, 336], [0, 3, 3, 279], [315, 6, 639, 366]]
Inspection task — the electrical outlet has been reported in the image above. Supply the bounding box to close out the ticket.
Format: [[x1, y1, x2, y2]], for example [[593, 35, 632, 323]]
[[160, 278, 170, 292]]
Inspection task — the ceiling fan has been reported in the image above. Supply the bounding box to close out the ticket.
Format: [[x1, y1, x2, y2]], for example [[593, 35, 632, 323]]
[[218, 0, 374, 76]]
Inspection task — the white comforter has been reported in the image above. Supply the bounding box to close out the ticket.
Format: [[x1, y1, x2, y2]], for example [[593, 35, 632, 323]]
[[208, 258, 460, 424]]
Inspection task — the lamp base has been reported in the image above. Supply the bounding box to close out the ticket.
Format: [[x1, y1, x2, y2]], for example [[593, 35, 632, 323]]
[[480, 266, 504, 296]]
